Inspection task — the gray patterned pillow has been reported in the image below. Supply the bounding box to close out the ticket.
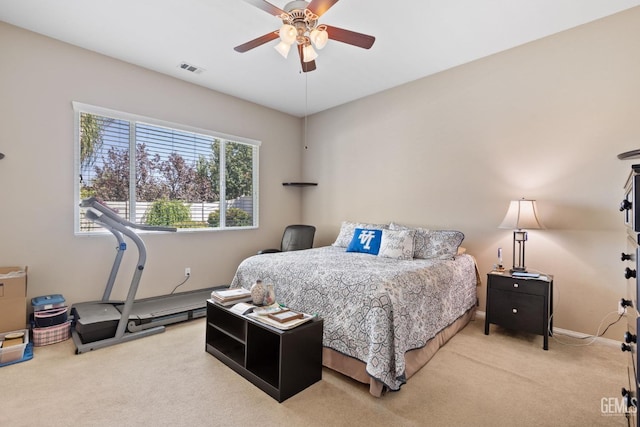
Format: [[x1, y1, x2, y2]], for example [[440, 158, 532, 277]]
[[389, 222, 464, 260], [378, 229, 415, 260], [332, 221, 389, 248]]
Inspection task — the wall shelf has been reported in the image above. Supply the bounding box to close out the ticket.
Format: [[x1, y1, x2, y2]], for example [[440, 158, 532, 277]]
[[282, 182, 318, 187]]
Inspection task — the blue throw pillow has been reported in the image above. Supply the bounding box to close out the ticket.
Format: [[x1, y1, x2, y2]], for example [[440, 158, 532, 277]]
[[346, 228, 382, 255]]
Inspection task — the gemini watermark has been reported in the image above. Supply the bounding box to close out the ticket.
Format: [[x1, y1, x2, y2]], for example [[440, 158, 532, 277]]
[[601, 396, 637, 416]]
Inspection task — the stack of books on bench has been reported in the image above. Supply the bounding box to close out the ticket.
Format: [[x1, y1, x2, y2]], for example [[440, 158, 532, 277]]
[[210, 287, 252, 306], [247, 304, 314, 330]]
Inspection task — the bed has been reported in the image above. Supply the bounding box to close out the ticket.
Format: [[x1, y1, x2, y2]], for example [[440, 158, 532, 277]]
[[230, 222, 479, 396]]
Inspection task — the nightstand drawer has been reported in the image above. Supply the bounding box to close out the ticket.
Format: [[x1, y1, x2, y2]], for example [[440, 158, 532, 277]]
[[488, 275, 547, 296], [487, 289, 546, 335]]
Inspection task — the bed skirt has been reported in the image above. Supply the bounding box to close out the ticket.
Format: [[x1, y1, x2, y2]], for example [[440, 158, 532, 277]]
[[322, 306, 476, 397]]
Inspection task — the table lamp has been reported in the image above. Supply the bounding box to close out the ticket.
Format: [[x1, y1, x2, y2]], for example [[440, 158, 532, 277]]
[[498, 198, 544, 273]]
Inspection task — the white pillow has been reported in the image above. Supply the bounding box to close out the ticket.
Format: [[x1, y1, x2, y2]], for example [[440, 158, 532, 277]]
[[332, 221, 388, 248], [378, 229, 415, 260], [389, 222, 464, 260]]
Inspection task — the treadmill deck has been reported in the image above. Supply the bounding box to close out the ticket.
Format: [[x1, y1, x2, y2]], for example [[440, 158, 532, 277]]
[[72, 288, 214, 343]]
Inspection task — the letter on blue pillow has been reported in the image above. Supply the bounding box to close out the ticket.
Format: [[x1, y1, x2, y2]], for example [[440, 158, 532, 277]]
[[346, 228, 382, 255]]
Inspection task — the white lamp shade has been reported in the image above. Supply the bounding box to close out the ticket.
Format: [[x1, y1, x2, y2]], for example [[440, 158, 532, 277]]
[[274, 41, 292, 58], [302, 43, 318, 62], [278, 24, 297, 45], [310, 28, 328, 49], [498, 199, 544, 230]]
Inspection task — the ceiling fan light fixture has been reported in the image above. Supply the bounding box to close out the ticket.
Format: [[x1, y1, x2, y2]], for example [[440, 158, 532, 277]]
[[274, 40, 292, 58], [302, 43, 317, 62], [234, 0, 376, 72], [278, 24, 297, 45], [309, 28, 328, 50]]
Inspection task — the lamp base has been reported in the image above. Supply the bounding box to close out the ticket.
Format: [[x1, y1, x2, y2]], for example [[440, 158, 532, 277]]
[[511, 231, 529, 275]]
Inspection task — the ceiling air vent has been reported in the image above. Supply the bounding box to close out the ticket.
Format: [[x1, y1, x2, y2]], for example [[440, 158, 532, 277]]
[[178, 62, 205, 74]]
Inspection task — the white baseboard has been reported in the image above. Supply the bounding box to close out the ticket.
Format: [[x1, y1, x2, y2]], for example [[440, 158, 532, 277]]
[[475, 309, 620, 348]]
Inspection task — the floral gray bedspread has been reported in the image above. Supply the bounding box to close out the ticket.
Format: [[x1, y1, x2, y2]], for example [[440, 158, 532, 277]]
[[230, 246, 478, 391]]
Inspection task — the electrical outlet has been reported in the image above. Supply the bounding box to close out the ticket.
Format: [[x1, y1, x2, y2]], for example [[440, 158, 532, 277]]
[[618, 300, 627, 315], [185, 267, 191, 277]]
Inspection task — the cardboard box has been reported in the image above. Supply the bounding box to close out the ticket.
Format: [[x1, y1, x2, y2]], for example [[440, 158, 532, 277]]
[[0, 267, 28, 333]]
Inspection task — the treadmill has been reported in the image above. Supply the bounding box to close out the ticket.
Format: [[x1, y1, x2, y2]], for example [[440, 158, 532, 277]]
[[71, 197, 215, 354]]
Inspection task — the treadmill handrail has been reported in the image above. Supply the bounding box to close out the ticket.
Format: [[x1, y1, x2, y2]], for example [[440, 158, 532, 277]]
[[84, 202, 148, 339], [81, 197, 177, 232], [85, 209, 127, 302]]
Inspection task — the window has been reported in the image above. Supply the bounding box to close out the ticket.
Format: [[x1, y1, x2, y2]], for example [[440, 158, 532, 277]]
[[73, 102, 260, 234]]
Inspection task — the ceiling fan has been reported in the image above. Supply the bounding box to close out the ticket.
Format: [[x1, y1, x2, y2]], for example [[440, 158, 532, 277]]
[[234, 0, 376, 72]]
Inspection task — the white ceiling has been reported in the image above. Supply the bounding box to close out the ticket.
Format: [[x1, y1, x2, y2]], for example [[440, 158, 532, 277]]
[[1, 0, 639, 117]]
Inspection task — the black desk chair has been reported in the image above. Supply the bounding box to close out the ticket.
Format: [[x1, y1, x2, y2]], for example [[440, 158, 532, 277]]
[[258, 225, 316, 254]]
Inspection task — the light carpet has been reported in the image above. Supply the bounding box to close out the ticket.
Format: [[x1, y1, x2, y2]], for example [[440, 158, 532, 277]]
[[0, 317, 629, 427]]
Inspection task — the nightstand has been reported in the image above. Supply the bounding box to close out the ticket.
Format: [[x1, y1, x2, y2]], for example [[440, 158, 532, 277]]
[[484, 271, 554, 350]]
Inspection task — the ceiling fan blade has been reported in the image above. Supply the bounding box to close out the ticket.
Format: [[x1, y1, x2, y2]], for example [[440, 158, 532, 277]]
[[234, 31, 279, 53], [324, 25, 375, 49], [243, 0, 287, 17], [297, 44, 317, 73], [307, 0, 340, 17]]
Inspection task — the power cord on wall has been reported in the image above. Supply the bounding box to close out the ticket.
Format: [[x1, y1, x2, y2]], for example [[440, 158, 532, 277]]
[[550, 311, 624, 347], [547, 277, 625, 346], [170, 271, 190, 294]]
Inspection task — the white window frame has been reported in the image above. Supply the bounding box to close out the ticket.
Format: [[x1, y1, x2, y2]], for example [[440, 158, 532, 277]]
[[73, 101, 260, 234]]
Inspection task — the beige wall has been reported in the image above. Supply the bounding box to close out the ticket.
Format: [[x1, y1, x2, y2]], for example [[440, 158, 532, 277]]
[[0, 22, 304, 303], [2, 7, 639, 340], [302, 8, 640, 338]]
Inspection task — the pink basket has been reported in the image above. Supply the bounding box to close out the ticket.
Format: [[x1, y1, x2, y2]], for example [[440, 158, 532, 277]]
[[32, 320, 71, 346]]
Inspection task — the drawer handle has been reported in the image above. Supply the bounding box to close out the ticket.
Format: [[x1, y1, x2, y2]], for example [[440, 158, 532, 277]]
[[513, 283, 519, 288], [512, 308, 518, 314], [625, 267, 636, 279]]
